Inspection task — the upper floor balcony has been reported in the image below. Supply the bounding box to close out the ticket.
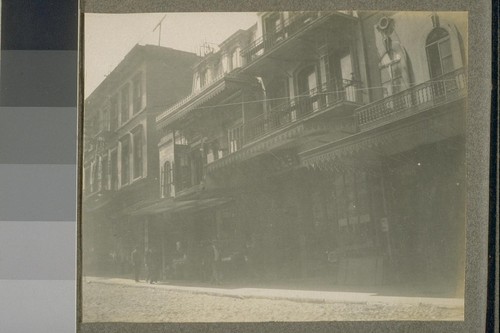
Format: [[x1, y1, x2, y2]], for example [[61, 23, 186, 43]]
[[245, 78, 361, 142], [206, 78, 363, 174], [356, 68, 466, 131], [241, 11, 358, 74], [156, 70, 255, 128]]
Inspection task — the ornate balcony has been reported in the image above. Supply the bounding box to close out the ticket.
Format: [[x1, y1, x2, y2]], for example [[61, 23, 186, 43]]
[[356, 68, 466, 131], [245, 78, 362, 143], [206, 78, 363, 173]]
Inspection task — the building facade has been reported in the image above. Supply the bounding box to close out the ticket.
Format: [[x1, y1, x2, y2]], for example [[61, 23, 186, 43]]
[[84, 11, 467, 296], [82, 45, 200, 275]]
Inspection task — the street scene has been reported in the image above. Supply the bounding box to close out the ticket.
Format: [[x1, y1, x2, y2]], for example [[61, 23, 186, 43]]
[[82, 11, 467, 322]]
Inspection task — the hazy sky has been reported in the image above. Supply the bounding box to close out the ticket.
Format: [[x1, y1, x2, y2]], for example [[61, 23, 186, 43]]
[[84, 13, 258, 98]]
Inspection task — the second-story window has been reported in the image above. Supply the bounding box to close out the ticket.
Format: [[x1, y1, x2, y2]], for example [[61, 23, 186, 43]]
[[297, 65, 319, 112], [110, 149, 118, 190], [426, 28, 453, 78], [132, 127, 143, 179], [120, 136, 130, 186], [110, 95, 119, 131], [380, 51, 403, 97], [228, 124, 243, 153], [120, 84, 130, 124], [132, 73, 143, 114], [163, 161, 173, 197]]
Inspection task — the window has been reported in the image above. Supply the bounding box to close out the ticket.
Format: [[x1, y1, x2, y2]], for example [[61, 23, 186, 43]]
[[380, 52, 403, 97], [120, 84, 130, 124], [132, 128, 143, 179], [231, 48, 241, 70], [132, 73, 143, 114], [163, 161, 173, 197], [426, 28, 454, 78], [110, 149, 118, 190], [101, 154, 108, 190], [264, 13, 280, 35], [110, 96, 119, 131], [228, 125, 243, 153], [200, 69, 208, 88], [297, 65, 319, 112], [331, 171, 376, 252], [120, 137, 130, 186]]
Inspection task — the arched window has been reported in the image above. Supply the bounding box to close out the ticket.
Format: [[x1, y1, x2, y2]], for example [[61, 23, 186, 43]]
[[380, 51, 403, 97], [426, 28, 453, 78]]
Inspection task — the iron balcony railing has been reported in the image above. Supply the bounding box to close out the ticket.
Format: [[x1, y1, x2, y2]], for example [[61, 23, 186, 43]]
[[356, 68, 466, 128], [241, 12, 327, 64], [244, 78, 362, 143]]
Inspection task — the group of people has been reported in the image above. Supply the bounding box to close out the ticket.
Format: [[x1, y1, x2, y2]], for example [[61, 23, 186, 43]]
[[131, 246, 161, 284], [130, 240, 223, 285]]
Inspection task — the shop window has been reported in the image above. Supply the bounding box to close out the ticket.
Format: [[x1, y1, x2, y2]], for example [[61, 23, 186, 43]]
[[132, 73, 143, 114], [332, 171, 375, 253], [120, 84, 130, 124], [132, 128, 143, 179], [426, 28, 454, 78], [120, 136, 130, 186]]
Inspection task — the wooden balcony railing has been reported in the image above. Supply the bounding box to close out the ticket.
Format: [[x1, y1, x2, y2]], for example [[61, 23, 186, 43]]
[[244, 79, 362, 143], [356, 68, 466, 128]]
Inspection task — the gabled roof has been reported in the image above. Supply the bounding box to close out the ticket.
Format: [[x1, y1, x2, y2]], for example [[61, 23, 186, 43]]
[[85, 44, 199, 109]]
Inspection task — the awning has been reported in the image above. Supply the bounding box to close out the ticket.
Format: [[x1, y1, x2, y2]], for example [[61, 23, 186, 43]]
[[128, 196, 233, 216]]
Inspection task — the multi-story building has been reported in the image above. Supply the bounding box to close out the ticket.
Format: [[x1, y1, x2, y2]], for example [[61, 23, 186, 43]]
[[90, 11, 467, 296], [82, 45, 199, 274]]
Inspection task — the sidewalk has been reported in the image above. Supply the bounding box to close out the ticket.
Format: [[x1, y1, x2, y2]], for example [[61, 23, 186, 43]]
[[84, 276, 464, 309]]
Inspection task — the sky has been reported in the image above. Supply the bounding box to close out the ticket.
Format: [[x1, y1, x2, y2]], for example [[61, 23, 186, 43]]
[[84, 13, 258, 98]]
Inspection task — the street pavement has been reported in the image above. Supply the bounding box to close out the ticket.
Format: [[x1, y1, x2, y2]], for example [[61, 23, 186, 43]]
[[84, 276, 463, 308]]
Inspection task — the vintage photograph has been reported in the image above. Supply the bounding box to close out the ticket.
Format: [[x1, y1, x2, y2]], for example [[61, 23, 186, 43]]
[[81, 11, 467, 322]]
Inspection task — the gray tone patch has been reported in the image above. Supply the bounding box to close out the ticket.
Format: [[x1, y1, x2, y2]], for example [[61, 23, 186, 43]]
[[0, 50, 77, 107], [0, 107, 77, 164], [0, 279, 75, 333], [0, 164, 77, 221], [0, 221, 75, 280]]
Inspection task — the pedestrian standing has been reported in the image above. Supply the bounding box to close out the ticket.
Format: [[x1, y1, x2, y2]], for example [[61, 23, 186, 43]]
[[131, 246, 142, 282], [209, 240, 221, 285]]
